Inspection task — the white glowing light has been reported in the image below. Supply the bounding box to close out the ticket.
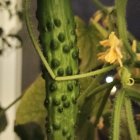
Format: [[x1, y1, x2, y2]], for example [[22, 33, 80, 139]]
[[106, 76, 113, 83], [110, 86, 117, 95]]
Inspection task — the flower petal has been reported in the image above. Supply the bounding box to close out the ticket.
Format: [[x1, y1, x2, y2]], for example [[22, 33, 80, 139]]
[[99, 40, 110, 47], [98, 32, 123, 66]]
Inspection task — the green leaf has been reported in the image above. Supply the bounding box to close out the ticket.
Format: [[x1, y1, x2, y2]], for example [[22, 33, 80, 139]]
[[15, 122, 44, 140], [0, 106, 8, 133], [77, 84, 112, 140], [76, 122, 96, 140], [75, 16, 103, 72], [15, 75, 46, 131], [78, 77, 99, 107]]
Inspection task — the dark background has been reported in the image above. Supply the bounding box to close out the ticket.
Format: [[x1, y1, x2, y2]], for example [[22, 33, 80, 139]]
[[22, 0, 140, 90]]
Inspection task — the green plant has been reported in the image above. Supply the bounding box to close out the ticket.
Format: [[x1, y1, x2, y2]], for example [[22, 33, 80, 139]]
[[1, 0, 140, 140]]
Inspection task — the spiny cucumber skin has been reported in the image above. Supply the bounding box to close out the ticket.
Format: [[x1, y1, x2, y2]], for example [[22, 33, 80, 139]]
[[36, 0, 79, 140]]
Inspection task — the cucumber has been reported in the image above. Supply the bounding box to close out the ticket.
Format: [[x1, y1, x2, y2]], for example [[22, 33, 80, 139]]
[[36, 0, 79, 139]]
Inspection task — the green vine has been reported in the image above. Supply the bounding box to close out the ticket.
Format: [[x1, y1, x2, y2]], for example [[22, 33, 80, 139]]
[[115, 0, 136, 60], [124, 97, 138, 140], [111, 89, 125, 140], [94, 86, 113, 126]]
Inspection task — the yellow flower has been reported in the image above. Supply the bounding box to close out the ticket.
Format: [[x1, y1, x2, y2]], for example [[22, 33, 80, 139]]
[[98, 32, 123, 67]]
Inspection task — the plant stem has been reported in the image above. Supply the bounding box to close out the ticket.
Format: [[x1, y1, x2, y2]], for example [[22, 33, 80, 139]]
[[94, 86, 113, 126], [115, 0, 136, 60], [3, 95, 22, 112], [56, 65, 116, 81], [86, 81, 116, 100], [0, 95, 23, 117], [90, 19, 108, 38], [92, 0, 108, 13], [124, 97, 138, 140], [111, 89, 125, 140]]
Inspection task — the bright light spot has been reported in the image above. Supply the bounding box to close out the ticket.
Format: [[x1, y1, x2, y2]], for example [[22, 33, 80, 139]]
[[110, 86, 117, 95], [106, 76, 113, 83]]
